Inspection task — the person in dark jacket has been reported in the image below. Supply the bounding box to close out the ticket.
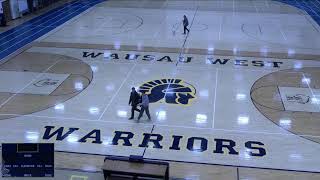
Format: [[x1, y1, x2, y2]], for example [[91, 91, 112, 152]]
[[128, 87, 141, 119], [183, 15, 189, 34]]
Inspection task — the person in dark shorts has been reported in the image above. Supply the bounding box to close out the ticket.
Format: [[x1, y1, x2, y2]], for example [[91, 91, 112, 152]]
[[128, 87, 141, 119]]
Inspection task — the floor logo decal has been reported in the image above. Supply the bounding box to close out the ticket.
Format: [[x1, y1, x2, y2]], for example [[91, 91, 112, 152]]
[[139, 78, 196, 106], [33, 79, 59, 87], [286, 94, 310, 104]]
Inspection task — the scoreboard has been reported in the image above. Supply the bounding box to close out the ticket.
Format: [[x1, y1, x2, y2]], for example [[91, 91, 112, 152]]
[[2, 143, 54, 177]]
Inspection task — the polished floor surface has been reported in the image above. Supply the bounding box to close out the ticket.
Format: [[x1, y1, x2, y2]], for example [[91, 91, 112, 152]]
[[1, 0, 320, 179]]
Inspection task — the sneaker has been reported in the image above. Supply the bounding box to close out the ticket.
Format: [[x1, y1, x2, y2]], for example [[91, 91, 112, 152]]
[[129, 117, 133, 120]]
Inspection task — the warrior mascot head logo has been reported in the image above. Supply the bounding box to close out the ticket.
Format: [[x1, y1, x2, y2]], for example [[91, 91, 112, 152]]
[[138, 78, 196, 105]]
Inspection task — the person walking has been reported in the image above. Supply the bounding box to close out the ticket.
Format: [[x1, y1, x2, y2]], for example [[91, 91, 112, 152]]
[[128, 87, 141, 119], [183, 15, 190, 35], [137, 91, 151, 121]]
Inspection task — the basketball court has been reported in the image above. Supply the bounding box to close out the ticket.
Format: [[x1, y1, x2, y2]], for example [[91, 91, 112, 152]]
[[1, 0, 320, 179]]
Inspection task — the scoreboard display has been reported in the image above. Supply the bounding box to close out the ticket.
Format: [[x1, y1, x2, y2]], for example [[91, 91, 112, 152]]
[[2, 143, 54, 177]]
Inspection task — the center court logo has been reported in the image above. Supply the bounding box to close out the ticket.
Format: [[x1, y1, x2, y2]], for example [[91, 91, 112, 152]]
[[138, 78, 196, 106]]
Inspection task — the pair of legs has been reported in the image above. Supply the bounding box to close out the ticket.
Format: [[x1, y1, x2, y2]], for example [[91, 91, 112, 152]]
[[183, 26, 190, 34], [137, 105, 151, 120], [129, 105, 140, 119]]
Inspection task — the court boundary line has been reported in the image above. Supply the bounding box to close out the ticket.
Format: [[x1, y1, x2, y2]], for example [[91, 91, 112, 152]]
[[212, 69, 219, 129], [302, 72, 320, 112], [236, 167, 240, 180], [142, 125, 155, 157], [276, 85, 286, 110], [218, 15, 223, 41], [80, 61, 278, 73], [55, 167, 102, 174]]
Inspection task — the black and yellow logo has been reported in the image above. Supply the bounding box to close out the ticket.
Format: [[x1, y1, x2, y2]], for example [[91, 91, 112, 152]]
[[139, 78, 196, 106]]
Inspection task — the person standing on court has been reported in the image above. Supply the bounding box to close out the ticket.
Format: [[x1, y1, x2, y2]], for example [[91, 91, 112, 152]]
[[183, 15, 190, 35], [128, 87, 141, 119], [137, 91, 151, 121]]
